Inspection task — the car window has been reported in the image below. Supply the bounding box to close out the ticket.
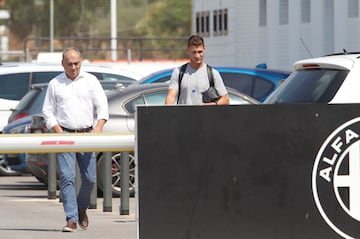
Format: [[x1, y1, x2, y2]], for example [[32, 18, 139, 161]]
[[131, 73, 172, 86], [31, 72, 62, 84], [124, 90, 167, 114], [252, 77, 274, 99], [149, 75, 171, 83], [143, 90, 167, 105], [221, 72, 274, 100], [29, 88, 47, 115], [265, 69, 348, 103], [124, 96, 146, 114], [91, 72, 136, 82], [0, 73, 29, 100], [221, 72, 253, 96], [13, 88, 40, 111]]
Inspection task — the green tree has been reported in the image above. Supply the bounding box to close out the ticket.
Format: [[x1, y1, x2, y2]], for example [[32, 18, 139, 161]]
[[6, 0, 46, 39], [6, 0, 111, 39], [134, 0, 191, 37], [133, 0, 191, 58], [4, 0, 190, 59]]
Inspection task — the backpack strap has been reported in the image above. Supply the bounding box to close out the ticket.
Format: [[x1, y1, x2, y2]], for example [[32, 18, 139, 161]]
[[177, 63, 214, 104], [177, 63, 188, 104], [206, 64, 214, 87]]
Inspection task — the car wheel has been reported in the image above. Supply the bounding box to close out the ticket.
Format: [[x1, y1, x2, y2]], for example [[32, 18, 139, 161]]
[[97, 152, 135, 197], [0, 158, 22, 176]]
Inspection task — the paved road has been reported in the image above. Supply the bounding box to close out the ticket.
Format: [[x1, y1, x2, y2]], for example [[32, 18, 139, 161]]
[[0, 175, 137, 239]]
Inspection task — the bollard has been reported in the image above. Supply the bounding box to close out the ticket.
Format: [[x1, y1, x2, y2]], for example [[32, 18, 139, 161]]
[[120, 152, 130, 215], [47, 153, 57, 199], [75, 161, 80, 195], [102, 152, 113, 212], [89, 175, 97, 209]]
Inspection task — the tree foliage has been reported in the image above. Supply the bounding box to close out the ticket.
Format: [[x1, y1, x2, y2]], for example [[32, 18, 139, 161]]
[[5, 0, 111, 38], [5, 0, 190, 39], [3, 0, 191, 59], [134, 0, 190, 37]]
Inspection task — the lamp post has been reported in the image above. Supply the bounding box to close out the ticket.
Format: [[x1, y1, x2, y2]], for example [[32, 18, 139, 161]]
[[50, 0, 54, 52], [111, 0, 117, 61]]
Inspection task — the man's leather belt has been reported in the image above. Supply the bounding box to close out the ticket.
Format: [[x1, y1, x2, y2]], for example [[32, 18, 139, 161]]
[[61, 126, 93, 133]]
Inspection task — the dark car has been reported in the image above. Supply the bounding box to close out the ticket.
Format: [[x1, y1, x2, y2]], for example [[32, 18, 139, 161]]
[[1, 80, 125, 176], [130, 65, 290, 102], [8, 81, 130, 124], [9, 83, 258, 195]]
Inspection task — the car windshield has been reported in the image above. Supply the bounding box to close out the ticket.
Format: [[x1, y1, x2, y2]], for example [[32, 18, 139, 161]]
[[264, 69, 349, 103], [13, 88, 40, 111], [28, 88, 47, 114]]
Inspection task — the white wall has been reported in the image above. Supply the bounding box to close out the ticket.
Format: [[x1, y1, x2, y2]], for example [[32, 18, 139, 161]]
[[192, 0, 360, 71]]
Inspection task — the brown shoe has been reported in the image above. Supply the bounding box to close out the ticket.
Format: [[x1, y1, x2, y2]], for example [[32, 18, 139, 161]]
[[78, 210, 89, 230], [62, 221, 77, 232]]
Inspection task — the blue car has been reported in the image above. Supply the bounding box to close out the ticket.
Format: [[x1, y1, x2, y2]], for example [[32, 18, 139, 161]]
[[130, 64, 290, 102], [0, 115, 33, 175]]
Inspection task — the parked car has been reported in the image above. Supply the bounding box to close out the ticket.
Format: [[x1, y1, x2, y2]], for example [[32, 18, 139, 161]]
[[1, 80, 127, 176], [264, 52, 360, 104], [130, 65, 290, 102], [8, 83, 259, 195], [0, 115, 31, 176], [0, 62, 144, 131], [7, 81, 127, 124]]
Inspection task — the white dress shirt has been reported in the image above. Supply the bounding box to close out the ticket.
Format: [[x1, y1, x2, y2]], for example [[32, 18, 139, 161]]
[[43, 71, 109, 130]]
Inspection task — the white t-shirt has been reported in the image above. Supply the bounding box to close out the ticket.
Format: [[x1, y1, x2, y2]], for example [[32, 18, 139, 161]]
[[168, 63, 228, 105]]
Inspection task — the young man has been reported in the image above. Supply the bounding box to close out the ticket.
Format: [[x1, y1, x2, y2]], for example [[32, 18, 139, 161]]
[[42, 47, 108, 232], [165, 35, 230, 105]]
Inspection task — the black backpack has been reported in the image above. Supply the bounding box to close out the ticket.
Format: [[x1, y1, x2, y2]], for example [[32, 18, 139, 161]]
[[177, 63, 214, 103]]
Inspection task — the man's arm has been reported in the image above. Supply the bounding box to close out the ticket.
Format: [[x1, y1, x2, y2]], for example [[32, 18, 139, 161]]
[[93, 119, 107, 133], [165, 88, 178, 105], [216, 94, 230, 105], [202, 94, 230, 106]]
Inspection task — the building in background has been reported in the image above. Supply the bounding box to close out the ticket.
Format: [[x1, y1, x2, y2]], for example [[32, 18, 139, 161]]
[[192, 0, 360, 71]]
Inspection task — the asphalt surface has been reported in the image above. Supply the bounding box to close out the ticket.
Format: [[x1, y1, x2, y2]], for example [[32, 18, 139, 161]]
[[0, 175, 137, 239]]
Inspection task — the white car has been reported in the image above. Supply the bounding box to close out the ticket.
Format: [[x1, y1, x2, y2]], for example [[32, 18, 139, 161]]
[[0, 62, 144, 131], [264, 52, 360, 104]]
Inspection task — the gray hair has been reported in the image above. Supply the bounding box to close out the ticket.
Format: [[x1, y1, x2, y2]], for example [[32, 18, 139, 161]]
[[62, 47, 81, 60]]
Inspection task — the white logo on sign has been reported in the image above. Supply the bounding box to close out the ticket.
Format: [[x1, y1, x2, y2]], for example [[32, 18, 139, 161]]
[[312, 117, 360, 239], [334, 142, 360, 221]]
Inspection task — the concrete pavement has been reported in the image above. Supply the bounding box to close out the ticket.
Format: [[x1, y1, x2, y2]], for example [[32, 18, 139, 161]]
[[0, 175, 137, 239]]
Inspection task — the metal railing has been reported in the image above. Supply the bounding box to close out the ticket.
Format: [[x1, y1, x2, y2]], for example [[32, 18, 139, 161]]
[[0, 132, 134, 215], [23, 36, 188, 62]]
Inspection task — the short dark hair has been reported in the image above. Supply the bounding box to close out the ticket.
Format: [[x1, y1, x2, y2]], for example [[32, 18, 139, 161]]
[[187, 35, 205, 47]]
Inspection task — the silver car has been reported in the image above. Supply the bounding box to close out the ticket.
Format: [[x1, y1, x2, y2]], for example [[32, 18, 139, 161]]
[[24, 83, 258, 196]]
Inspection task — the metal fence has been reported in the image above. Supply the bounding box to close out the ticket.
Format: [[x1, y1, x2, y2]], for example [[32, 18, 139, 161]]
[[23, 36, 188, 62]]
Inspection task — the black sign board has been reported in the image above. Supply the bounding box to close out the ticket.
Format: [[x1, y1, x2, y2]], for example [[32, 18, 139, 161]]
[[137, 104, 360, 239]]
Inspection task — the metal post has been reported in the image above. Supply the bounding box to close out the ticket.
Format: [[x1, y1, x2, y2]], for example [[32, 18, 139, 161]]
[[110, 0, 117, 61], [89, 163, 97, 209], [102, 152, 112, 212], [47, 153, 57, 199], [50, 0, 54, 52], [127, 48, 132, 64], [120, 152, 129, 215], [76, 161, 80, 195]]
